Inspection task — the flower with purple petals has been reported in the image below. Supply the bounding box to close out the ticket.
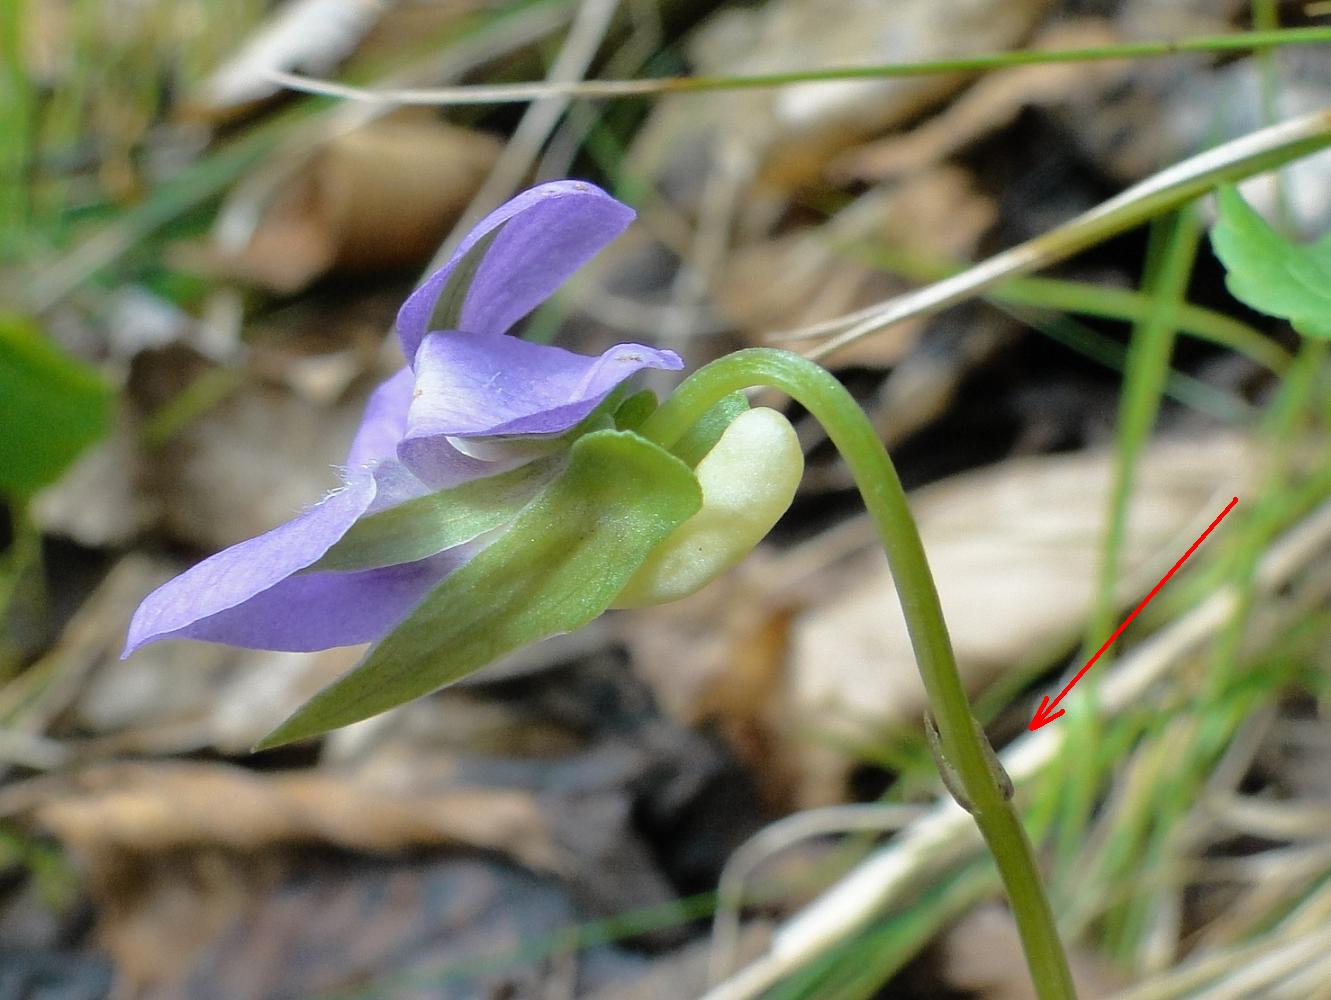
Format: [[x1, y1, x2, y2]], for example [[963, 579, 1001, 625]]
[[124, 181, 682, 658]]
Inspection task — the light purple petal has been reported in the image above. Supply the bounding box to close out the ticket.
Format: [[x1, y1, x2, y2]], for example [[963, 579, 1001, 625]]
[[345, 367, 414, 471], [344, 368, 442, 509], [123, 476, 377, 656], [394, 431, 512, 492], [146, 549, 468, 652], [364, 456, 433, 514], [396, 181, 635, 363], [401, 332, 682, 445]]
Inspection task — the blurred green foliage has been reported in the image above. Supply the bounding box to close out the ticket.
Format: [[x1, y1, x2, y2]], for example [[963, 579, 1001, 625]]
[[0, 311, 113, 501], [1212, 184, 1331, 338]]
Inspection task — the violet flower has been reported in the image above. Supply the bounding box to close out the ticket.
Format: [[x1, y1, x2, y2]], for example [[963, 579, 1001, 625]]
[[124, 181, 681, 657]]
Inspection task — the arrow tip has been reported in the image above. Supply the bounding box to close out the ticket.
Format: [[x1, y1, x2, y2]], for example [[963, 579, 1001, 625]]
[[1028, 695, 1065, 731]]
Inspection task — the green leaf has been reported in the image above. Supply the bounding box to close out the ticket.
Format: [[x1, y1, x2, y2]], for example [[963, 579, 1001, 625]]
[[256, 429, 702, 748], [0, 312, 114, 499], [1211, 186, 1331, 338], [613, 388, 658, 430], [308, 458, 561, 572], [671, 391, 749, 467]]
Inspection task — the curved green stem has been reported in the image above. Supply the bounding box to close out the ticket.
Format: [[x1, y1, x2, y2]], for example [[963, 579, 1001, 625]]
[[642, 349, 1077, 999]]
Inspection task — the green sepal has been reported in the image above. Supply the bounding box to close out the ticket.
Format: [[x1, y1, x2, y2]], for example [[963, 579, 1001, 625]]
[[255, 429, 702, 749], [613, 389, 659, 431], [670, 391, 749, 467], [1211, 185, 1331, 338], [0, 312, 114, 500], [308, 458, 561, 572]]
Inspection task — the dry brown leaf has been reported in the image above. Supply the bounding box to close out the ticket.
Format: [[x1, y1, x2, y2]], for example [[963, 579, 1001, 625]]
[[867, 308, 1019, 449], [620, 551, 805, 812], [632, 0, 1051, 204], [39, 311, 391, 549], [3, 760, 562, 873], [1115, 0, 1246, 38], [581, 922, 774, 1000], [140, 366, 369, 549], [1, 761, 570, 994], [33, 416, 157, 548], [175, 120, 501, 293], [788, 433, 1252, 804], [3, 772, 588, 996], [89, 850, 646, 1000], [357, 0, 505, 60], [0, 555, 361, 755], [739, 0, 1051, 192], [1060, 47, 1331, 233], [99, 850, 283, 999], [717, 168, 996, 368], [832, 9, 1258, 190], [3, 721, 707, 993], [831, 19, 1128, 183]]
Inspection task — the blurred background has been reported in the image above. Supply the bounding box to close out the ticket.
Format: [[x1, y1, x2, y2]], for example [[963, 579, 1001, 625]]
[[4, 0, 1331, 997]]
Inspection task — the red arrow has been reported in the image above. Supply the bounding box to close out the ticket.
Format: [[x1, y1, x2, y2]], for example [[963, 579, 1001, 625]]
[[1029, 496, 1239, 731]]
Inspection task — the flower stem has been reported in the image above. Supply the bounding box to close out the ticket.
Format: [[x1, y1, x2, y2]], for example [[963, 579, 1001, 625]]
[[642, 348, 1077, 999]]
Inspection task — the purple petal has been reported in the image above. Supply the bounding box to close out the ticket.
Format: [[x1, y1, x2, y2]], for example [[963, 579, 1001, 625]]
[[396, 181, 634, 363], [345, 367, 414, 471], [343, 367, 440, 511], [364, 456, 433, 514], [394, 435, 514, 492], [124, 476, 377, 656], [401, 332, 682, 444], [143, 549, 468, 652]]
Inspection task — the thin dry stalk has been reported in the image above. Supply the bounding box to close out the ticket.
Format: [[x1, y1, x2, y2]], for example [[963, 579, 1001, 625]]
[[767, 108, 1331, 362], [707, 803, 926, 986]]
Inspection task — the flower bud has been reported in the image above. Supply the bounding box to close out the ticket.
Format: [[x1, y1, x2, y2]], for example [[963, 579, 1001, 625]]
[[612, 407, 803, 608]]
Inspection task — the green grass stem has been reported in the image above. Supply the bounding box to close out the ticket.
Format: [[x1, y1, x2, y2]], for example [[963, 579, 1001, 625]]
[[1208, 340, 1330, 690], [841, 242, 1290, 375], [0, 0, 32, 259], [273, 25, 1331, 106], [1087, 210, 1205, 660], [1049, 210, 1204, 886]]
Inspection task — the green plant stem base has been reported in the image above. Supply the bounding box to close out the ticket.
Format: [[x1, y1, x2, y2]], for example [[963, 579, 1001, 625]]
[[641, 349, 1078, 1000]]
